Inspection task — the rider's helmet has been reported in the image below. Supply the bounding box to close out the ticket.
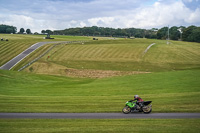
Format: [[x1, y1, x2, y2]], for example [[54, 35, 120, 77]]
[[134, 95, 139, 99]]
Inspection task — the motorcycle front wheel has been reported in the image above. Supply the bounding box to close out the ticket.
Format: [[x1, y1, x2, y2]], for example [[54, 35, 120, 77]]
[[122, 106, 131, 114]]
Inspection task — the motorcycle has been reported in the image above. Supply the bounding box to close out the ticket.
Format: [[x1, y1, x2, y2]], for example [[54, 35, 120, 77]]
[[122, 100, 152, 114]]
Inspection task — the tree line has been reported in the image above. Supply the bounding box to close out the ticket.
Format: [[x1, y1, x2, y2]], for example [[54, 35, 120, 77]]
[[0, 24, 17, 34], [53, 26, 158, 39], [19, 28, 32, 34], [52, 25, 200, 42], [157, 26, 200, 42], [0, 24, 32, 34], [1, 24, 199, 42]]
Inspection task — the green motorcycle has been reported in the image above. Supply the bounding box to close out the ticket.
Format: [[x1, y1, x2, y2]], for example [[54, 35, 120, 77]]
[[122, 100, 152, 114]]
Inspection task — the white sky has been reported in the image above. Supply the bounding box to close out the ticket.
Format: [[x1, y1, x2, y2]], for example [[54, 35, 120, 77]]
[[0, 0, 200, 33]]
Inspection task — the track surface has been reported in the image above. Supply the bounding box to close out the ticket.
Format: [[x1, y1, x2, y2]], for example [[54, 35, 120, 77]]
[[0, 113, 200, 119], [0, 41, 68, 70]]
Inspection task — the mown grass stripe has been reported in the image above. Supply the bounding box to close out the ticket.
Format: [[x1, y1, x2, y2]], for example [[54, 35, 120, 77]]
[[0, 44, 28, 65]]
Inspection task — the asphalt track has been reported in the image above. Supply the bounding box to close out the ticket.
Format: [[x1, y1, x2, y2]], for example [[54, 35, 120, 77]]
[[0, 41, 68, 70], [0, 113, 200, 119]]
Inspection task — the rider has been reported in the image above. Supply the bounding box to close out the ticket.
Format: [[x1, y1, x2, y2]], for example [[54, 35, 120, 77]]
[[133, 95, 143, 103], [132, 95, 144, 108]]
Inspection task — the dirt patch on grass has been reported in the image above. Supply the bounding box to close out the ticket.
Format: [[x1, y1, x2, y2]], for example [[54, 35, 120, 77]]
[[25, 62, 150, 78], [65, 69, 150, 78]]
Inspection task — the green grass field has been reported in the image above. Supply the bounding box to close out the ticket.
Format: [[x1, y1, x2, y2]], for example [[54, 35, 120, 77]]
[[0, 69, 199, 112], [0, 35, 200, 112], [1, 34, 199, 73], [0, 119, 200, 133], [20, 38, 200, 76], [0, 34, 91, 67], [0, 34, 200, 132]]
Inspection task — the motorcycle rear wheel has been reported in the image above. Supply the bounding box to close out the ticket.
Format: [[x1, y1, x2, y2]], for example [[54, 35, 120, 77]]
[[122, 106, 131, 114]]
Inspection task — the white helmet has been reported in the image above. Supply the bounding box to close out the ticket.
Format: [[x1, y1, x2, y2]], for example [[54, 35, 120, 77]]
[[134, 95, 139, 98]]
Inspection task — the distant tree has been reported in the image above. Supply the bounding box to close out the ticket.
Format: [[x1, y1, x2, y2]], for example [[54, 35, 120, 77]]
[[41, 29, 53, 34], [6, 28, 13, 34], [182, 26, 200, 42], [191, 27, 200, 42], [51, 25, 200, 43], [19, 28, 25, 33], [169, 26, 180, 40], [0, 24, 17, 34], [0, 25, 6, 33], [182, 25, 196, 42], [26, 29, 31, 34], [157, 27, 168, 39], [151, 28, 158, 32], [145, 29, 157, 39], [41, 30, 46, 34], [46, 30, 53, 34]]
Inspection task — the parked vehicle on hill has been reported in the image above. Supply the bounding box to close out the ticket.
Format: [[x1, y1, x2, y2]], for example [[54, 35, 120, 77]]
[[122, 100, 152, 114]]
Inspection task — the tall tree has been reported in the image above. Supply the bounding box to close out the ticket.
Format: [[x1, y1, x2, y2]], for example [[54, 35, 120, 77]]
[[169, 26, 180, 40], [188, 27, 200, 42], [0, 24, 17, 34], [6, 28, 13, 33], [20, 28, 25, 33], [46, 30, 53, 34], [26, 29, 31, 34], [182, 25, 196, 42], [157, 27, 168, 39], [41, 30, 46, 34]]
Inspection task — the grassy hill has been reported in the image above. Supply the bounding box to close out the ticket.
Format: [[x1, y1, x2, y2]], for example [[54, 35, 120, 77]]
[[20, 38, 200, 78], [0, 34, 91, 67], [0, 69, 199, 112], [1, 35, 200, 132], [0, 35, 200, 113], [1, 34, 199, 73]]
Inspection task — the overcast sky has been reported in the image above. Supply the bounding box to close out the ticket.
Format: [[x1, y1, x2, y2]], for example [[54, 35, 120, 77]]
[[0, 0, 200, 33]]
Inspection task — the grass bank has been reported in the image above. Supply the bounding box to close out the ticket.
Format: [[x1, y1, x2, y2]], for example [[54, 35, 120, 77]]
[[0, 119, 199, 133], [23, 39, 200, 78], [0, 69, 199, 113], [0, 34, 91, 67]]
